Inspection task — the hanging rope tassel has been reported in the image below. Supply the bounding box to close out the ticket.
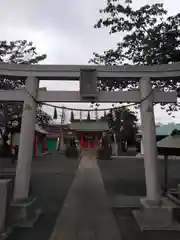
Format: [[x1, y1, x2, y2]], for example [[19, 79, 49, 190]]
[[80, 110, 82, 121], [112, 109, 116, 122], [95, 108, 98, 121], [53, 107, 57, 119], [61, 107, 65, 124], [70, 110, 74, 122], [87, 111, 91, 120]]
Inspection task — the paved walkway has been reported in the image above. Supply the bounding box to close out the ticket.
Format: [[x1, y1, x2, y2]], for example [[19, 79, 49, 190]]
[[50, 149, 121, 240]]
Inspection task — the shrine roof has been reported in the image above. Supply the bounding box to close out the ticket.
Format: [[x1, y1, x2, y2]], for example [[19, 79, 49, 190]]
[[156, 123, 180, 136], [70, 120, 109, 132], [35, 124, 49, 135], [137, 123, 180, 137], [157, 132, 180, 149]]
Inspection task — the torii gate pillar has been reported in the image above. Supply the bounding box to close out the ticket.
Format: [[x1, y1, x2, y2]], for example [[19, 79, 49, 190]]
[[139, 77, 160, 203], [13, 76, 39, 200], [133, 78, 180, 231]]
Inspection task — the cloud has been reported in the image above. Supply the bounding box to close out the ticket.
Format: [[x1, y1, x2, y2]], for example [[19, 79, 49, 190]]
[[0, 0, 179, 123], [0, 0, 119, 63], [1, 0, 177, 65]]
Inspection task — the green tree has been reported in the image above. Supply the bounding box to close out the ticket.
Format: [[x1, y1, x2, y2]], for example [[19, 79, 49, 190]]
[[90, 0, 180, 112], [0, 40, 47, 88], [101, 106, 137, 152], [0, 40, 52, 153], [0, 40, 52, 122], [37, 106, 52, 125]]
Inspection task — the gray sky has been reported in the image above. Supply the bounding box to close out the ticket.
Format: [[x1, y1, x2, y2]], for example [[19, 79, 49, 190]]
[[0, 0, 179, 123]]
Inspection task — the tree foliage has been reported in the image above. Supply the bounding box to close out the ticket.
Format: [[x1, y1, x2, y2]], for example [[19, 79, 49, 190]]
[[0, 40, 52, 155], [36, 106, 53, 126], [101, 106, 138, 144], [0, 40, 52, 125], [0, 40, 46, 89], [90, 0, 180, 112]]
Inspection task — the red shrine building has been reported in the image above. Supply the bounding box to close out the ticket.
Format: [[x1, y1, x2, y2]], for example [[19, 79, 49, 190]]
[[11, 124, 48, 156], [70, 120, 109, 148]]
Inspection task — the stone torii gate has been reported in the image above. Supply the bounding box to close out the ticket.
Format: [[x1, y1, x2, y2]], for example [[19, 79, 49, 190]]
[[0, 63, 178, 227]]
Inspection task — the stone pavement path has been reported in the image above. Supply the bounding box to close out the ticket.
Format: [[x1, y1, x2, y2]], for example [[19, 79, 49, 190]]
[[49, 149, 121, 240]]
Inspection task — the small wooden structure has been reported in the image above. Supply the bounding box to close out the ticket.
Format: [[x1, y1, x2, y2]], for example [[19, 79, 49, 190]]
[[157, 130, 180, 200], [157, 132, 180, 156], [137, 123, 180, 154]]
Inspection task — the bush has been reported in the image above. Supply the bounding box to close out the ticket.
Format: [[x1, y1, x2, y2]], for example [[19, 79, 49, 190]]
[[65, 141, 79, 158], [97, 146, 112, 160], [0, 145, 11, 157]]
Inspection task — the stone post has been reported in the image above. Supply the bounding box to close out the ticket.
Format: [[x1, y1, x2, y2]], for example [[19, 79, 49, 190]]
[[60, 128, 64, 151], [139, 77, 160, 203], [140, 139, 144, 155], [14, 76, 39, 200], [42, 135, 46, 153]]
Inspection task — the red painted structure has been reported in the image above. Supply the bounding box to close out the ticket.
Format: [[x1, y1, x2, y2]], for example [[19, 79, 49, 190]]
[[70, 120, 109, 149], [11, 130, 47, 156], [42, 135, 46, 152], [33, 132, 47, 155], [33, 134, 38, 154], [77, 132, 103, 148]]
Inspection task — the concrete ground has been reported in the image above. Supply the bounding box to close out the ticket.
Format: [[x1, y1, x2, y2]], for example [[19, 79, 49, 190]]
[[98, 157, 180, 240], [1, 153, 180, 240], [0, 153, 79, 240], [49, 149, 120, 240]]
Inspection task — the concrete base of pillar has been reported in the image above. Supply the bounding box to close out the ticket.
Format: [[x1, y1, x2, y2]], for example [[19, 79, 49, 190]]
[[9, 197, 42, 227], [109, 195, 141, 208], [59, 145, 66, 154], [133, 197, 180, 231], [0, 227, 12, 240], [112, 143, 118, 156]]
